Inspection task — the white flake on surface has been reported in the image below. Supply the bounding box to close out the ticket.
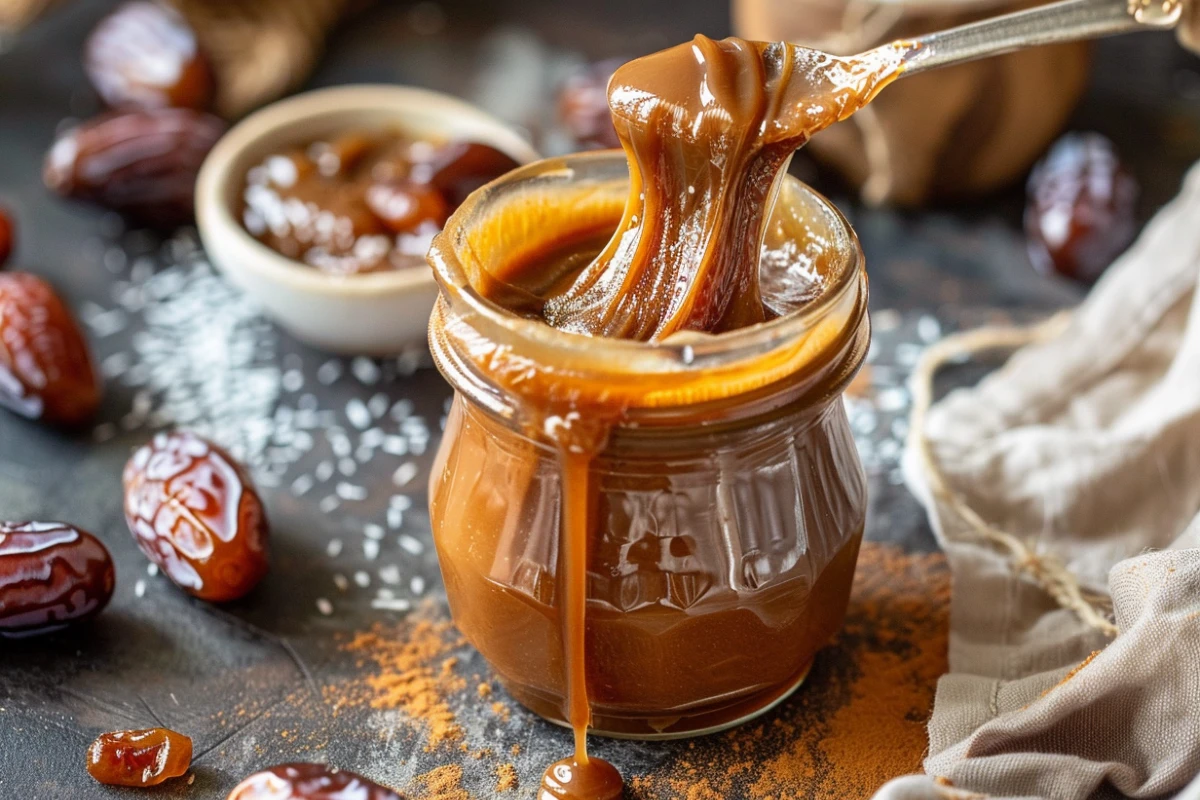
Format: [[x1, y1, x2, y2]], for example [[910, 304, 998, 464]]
[[81, 229, 501, 623], [87, 231, 287, 484]]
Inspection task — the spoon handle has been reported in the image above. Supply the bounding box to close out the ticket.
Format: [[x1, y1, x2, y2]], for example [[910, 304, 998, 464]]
[[885, 0, 1181, 76]]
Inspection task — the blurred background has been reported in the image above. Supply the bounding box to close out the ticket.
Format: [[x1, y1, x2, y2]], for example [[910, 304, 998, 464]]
[[2, 0, 1200, 311], [3, 0, 1200, 312]]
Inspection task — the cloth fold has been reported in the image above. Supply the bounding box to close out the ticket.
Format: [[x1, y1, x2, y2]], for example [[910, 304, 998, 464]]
[[893, 161, 1200, 799]]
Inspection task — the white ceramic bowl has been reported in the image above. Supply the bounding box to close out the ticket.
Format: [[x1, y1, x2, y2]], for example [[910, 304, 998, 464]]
[[195, 85, 540, 355]]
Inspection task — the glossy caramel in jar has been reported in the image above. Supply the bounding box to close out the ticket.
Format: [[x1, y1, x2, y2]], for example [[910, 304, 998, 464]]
[[430, 165, 870, 742], [433, 412, 864, 737]]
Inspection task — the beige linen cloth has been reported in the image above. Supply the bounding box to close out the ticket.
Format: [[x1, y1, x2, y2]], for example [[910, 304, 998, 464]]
[[871, 146, 1200, 796]]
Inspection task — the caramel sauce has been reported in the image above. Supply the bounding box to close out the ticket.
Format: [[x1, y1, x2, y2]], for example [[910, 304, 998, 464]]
[[430, 35, 909, 796], [480, 36, 906, 341], [538, 756, 624, 800]]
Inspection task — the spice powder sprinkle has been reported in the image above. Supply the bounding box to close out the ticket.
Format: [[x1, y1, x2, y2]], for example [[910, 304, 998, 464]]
[[337, 544, 948, 799]]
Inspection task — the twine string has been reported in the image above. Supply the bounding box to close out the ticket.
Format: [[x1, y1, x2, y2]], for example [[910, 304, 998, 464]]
[[906, 312, 1120, 638]]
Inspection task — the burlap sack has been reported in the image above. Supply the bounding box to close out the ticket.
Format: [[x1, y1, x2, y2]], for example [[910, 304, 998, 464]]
[[171, 0, 364, 119]]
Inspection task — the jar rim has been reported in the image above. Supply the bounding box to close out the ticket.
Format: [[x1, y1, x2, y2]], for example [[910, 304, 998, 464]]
[[426, 150, 866, 412]]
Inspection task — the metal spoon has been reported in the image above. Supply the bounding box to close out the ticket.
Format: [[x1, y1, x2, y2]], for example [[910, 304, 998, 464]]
[[889, 0, 1181, 76]]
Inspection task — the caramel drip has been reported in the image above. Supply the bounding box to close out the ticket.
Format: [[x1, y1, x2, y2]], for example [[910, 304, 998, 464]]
[[538, 451, 625, 799], [560, 451, 592, 761], [538, 755, 623, 800], [537, 38, 904, 789]]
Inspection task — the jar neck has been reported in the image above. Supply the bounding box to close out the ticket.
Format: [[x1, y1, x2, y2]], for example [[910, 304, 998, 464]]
[[429, 270, 869, 442], [426, 153, 869, 450]]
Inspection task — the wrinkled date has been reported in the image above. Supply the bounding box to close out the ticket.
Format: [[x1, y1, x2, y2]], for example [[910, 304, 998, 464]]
[[409, 141, 521, 207], [0, 272, 101, 426], [0, 207, 13, 267], [0, 522, 114, 638], [123, 431, 269, 601], [87, 728, 192, 787], [557, 59, 623, 150], [1025, 132, 1139, 283], [85, 1, 214, 111], [366, 180, 448, 233], [227, 763, 406, 800], [43, 108, 226, 228]]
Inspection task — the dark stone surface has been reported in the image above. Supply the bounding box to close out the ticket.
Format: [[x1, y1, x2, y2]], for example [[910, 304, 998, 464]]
[[1, 1, 1198, 798]]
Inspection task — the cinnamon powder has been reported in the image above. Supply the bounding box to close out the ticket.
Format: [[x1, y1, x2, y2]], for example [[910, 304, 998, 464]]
[[416, 765, 470, 800], [489, 701, 511, 722], [495, 763, 518, 793], [337, 607, 467, 750], [338, 543, 947, 799], [631, 543, 950, 799], [1017, 648, 1104, 712]]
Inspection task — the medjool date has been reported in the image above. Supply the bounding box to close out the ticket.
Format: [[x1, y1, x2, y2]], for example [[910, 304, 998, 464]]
[[0, 272, 101, 426], [1025, 132, 1138, 282], [0, 207, 13, 267], [228, 763, 406, 800], [123, 431, 269, 601], [85, 1, 214, 111], [86, 728, 192, 786], [410, 141, 521, 206], [44, 108, 226, 227], [0, 522, 115, 637]]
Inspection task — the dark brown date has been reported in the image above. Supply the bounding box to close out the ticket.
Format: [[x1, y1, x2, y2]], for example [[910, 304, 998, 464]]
[[0, 522, 114, 638], [123, 431, 269, 601], [557, 59, 623, 150], [43, 108, 226, 228], [0, 206, 13, 267], [409, 141, 521, 207], [1025, 132, 1139, 283], [0, 272, 101, 426], [321, 131, 379, 176], [85, 1, 214, 112], [87, 728, 192, 786], [366, 180, 448, 233], [227, 764, 406, 800]]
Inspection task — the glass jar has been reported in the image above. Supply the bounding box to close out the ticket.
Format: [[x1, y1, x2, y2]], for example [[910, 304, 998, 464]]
[[427, 152, 870, 738]]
